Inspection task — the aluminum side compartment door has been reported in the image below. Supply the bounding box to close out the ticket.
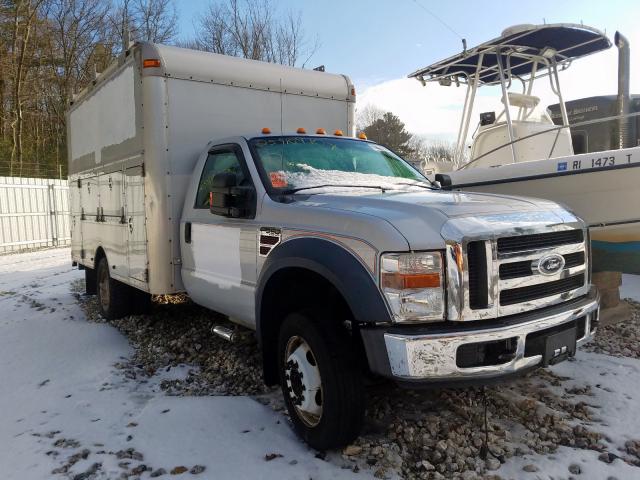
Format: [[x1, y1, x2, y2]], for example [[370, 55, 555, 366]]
[[125, 165, 148, 283], [98, 170, 128, 278], [70, 177, 83, 261], [81, 174, 99, 265], [181, 145, 257, 327]]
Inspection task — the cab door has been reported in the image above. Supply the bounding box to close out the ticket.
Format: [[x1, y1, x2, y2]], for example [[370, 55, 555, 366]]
[[181, 144, 258, 327]]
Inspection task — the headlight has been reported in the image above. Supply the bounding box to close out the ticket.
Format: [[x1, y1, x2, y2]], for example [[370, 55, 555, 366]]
[[380, 251, 445, 323]]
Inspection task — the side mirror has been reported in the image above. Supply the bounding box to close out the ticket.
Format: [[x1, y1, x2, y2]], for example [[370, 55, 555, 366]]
[[209, 173, 255, 218], [434, 173, 453, 190]]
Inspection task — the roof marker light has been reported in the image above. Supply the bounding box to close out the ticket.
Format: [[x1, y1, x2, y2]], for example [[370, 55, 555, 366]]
[[143, 59, 161, 68], [297, 127, 307, 134], [358, 132, 367, 140], [333, 130, 343, 136], [261, 127, 271, 134], [316, 128, 326, 134]]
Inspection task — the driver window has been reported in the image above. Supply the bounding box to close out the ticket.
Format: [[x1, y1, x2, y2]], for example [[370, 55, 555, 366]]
[[195, 150, 246, 209]]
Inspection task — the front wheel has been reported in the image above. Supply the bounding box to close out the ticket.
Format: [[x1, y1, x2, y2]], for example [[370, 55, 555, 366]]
[[278, 311, 365, 450]]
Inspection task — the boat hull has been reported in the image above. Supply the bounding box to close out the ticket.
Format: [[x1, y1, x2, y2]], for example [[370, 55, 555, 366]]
[[443, 146, 640, 274]]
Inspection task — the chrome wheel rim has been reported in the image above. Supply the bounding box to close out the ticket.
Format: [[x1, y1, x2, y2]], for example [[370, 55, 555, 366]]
[[98, 265, 110, 311], [284, 335, 323, 427]]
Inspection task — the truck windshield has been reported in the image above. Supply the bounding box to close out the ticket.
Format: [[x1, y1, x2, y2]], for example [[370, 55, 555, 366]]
[[249, 136, 430, 192]]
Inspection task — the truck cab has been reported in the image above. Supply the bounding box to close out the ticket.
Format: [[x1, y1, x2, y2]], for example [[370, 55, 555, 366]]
[[179, 131, 599, 449]]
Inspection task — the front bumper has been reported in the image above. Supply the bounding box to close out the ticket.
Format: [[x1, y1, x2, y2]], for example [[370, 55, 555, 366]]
[[361, 287, 599, 385]]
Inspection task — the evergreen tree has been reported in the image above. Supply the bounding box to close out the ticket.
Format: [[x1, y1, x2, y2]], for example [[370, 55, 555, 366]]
[[362, 111, 414, 157]]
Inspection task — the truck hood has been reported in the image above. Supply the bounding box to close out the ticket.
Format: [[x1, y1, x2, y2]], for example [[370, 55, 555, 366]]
[[294, 189, 571, 250]]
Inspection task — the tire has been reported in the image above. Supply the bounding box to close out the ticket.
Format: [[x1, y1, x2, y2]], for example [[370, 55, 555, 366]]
[[96, 257, 132, 320], [278, 310, 365, 450], [85, 267, 97, 295]]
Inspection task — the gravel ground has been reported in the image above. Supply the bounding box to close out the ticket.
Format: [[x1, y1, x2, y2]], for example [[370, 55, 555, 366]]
[[73, 281, 640, 480], [585, 299, 640, 359]]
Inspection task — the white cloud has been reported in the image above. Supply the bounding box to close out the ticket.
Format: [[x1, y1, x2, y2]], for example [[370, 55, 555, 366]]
[[357, 30, 640, 141]]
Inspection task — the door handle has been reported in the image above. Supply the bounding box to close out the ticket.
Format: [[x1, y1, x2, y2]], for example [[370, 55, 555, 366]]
[[185, 222, 192, 244]]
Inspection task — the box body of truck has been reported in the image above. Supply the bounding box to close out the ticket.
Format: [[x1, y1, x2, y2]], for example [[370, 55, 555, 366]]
[[68, 43, 355, 294]]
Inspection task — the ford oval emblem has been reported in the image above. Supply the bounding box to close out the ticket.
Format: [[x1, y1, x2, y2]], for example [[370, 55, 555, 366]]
[[537, 253, 565, 275]]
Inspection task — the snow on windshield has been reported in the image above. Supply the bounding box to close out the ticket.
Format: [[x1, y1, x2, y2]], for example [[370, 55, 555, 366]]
[[279, 164, 429, 193]]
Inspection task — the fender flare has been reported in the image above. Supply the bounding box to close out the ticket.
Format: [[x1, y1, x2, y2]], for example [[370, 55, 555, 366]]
[[256, 237, 391, 331], [255, 237, 392, 384]]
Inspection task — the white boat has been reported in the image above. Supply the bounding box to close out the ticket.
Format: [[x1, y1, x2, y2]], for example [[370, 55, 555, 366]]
[[409, 23, 640, 274]]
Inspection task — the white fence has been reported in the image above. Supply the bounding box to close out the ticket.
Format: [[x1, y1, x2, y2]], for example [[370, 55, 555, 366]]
[[0, 177, 70, 254]]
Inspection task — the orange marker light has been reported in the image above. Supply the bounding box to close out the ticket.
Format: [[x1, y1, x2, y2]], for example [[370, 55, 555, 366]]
[[316, 128, 326, 135], [261, 127, 271, 134], [333, 130, 343, 136], [351, 87, 356, 96], [143, 59, 161, 68], [296, 127, 307, 134], [358, 132, 367, 140]]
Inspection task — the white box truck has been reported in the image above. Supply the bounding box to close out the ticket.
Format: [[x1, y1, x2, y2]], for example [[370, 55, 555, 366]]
[[69, 42, 599, 450]]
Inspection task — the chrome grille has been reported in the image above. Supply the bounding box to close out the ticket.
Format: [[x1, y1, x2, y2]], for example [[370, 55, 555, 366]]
[[467, 241, 489, 309], [500, 273, 585, 305], [496, 230, 584, 253], [460, 227, 588, 320], [499, 251, 585, 279]]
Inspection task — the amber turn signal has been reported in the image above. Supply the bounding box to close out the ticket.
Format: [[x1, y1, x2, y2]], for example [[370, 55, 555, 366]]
[[143, 59, 161, 68], [381, 272, 441, 290]]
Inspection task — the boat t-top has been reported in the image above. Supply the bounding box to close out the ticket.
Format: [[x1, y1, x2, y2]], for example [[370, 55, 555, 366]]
[[409, 23, 640, 276]]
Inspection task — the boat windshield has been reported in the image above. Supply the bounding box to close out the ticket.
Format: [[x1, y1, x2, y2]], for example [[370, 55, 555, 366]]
[[249, 136, 430, 192]]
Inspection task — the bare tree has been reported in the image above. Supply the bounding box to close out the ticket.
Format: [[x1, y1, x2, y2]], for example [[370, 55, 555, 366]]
[[355, 104, 384, 133], [7, 0, 46, 174], [191, 0, 317, 67], [108, 0, 178, 48], [44, 0, 111, 117], [407, 136, 469, 171], [131, 0, 177, 43]]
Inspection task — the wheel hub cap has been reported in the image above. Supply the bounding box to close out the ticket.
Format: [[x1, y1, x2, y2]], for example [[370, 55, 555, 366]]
[[285, 336, 322, 426]]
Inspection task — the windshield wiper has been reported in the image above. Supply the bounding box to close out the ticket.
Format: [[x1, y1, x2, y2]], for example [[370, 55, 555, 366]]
[[280, 184, 391, 194], [394, 182, 437, 190]]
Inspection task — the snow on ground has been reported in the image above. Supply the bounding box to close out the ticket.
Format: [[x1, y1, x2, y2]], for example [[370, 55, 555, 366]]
[[2, 248, 640, 480], [0, 249, 370, 480], [498, 351, 640, 479], [621, 274, 640, 302]]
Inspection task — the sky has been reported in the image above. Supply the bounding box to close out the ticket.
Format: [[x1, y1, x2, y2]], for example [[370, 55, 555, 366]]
[[173, 0, 640, 139]]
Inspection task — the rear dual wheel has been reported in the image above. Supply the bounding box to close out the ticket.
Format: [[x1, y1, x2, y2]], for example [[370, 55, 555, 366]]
[[85, 267, 97, 295], [95, 257, 150, 319], [278, 311, 365, 450]]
